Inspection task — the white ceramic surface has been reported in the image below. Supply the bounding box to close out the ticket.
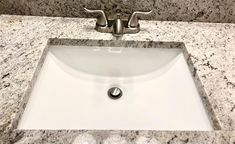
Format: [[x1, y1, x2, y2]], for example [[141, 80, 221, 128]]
[[18, 46, 213, 130]]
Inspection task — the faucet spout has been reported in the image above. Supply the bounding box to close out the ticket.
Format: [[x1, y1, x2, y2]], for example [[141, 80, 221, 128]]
[[113, 14, 124, 36]]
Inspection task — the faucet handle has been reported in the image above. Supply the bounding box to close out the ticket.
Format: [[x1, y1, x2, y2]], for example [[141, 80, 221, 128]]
[[127, 9, 153, 28], [84, 7, 108, 27]]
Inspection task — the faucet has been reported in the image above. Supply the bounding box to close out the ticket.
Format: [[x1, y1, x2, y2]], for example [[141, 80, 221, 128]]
[[84, 8, 153, 36]]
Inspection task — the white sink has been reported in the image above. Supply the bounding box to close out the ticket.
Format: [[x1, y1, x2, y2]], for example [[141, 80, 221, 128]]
[[18, 43, 213, 130]]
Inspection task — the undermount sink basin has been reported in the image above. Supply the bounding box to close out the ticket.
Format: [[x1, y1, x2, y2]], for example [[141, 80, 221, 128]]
[[18, 40, 213, 130]]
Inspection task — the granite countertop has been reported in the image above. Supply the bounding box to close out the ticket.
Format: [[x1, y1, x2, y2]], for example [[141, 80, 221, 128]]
[[0, 15, 234, 144]]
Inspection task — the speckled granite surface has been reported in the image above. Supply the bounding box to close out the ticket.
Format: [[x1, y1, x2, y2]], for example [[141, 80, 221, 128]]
[[0, 15, 234, 143], [0, 0, 235, 23], [11, 130, 235, 144]]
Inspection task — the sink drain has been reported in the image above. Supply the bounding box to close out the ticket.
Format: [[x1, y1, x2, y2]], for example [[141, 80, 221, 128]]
[[107, 87, 123, 99]]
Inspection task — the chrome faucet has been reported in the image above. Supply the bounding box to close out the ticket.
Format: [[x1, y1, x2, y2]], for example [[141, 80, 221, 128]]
[[84, 8, 153, 36]]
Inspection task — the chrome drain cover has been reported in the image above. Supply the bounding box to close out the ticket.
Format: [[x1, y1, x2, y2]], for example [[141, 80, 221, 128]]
[[107, 87, 123, 99]]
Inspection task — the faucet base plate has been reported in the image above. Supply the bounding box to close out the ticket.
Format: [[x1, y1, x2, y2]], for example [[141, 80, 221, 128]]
[[95, 20, 140, 36]]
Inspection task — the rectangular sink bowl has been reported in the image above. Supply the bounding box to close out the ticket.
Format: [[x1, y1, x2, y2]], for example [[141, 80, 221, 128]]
[[18, 40, 213, 130]]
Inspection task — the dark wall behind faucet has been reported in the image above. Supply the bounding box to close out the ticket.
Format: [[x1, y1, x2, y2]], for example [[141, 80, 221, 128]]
[[0, 0, 234, 23]]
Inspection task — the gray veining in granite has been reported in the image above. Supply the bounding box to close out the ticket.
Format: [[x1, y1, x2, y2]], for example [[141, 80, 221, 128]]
[[12, 130, 235, 144], [0, 0, 235, 23], [0, 15, 234, 143]]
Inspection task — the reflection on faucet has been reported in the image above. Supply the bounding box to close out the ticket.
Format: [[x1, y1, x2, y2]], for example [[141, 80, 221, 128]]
[[113, 11, 124, 36]]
